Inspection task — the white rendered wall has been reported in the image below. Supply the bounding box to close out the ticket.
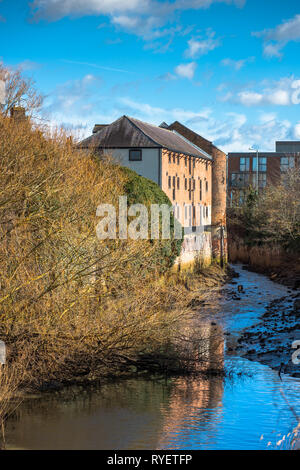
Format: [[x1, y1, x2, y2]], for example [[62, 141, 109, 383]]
[[103, 148, 160, 185]]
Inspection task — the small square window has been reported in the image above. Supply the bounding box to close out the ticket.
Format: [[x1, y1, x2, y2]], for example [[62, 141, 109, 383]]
[[129, 149, 142, 161]]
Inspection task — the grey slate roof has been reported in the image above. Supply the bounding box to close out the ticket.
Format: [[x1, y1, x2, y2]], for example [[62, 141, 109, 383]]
[[79, 115, 211, 160]]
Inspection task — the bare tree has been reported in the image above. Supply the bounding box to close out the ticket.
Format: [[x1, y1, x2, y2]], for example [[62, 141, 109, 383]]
[[0, 62, 43, 116]]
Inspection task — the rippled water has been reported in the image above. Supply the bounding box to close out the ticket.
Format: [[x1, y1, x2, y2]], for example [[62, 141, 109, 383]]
[[5, 265, 300, 450]]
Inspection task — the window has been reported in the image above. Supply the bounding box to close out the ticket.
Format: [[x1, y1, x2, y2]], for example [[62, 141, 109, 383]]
[[172, 189, 176, 200], [206, 181, 208, 192], [193, 158, 195, 168], [281, 156, 295, 172], [253, 156, 267, 172], [193, 179, 195, 190], [168, 176, 171, 189], [258, 173, 267, 188], [129, 149, 142, 161], [173, 154, 176, 164], [173, 176, 176, 187], [240, 157, 250, 172], [177, 177, 180, 190], [185, 178, 187, 190], [168, 153, 171, 164], [200, 180, 202, 201], [230, 173, 251, 188], [206, 206, 209, 218], [206, 161, 208, 171], [185, 157, 187, 167], [177, 155, 180, 165]]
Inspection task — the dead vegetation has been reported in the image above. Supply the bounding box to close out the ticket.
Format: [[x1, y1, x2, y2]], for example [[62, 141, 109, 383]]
[[228, 169, 300, 283], [0, 114, 227, 447]]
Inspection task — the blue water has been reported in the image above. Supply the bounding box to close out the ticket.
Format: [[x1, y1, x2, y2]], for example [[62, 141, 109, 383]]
[[5, 265, 300, 450], [157, 358, 300, 450]]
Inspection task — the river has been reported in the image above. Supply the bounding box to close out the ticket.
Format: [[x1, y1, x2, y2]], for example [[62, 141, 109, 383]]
[[5, 265, 300, 450]]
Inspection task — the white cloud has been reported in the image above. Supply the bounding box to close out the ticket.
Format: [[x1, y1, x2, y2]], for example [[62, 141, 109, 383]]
[[294, 122, 300, 139], [263, 43, 283, 59], [254, 14, 300, 59], [221, 57, 255, 70], [112, 15, 139, 28], [41, 78, 294, 153], [120, 96, 212, 122], [221, 76, 300, 107], [185, 31, 220, 58], [30, 0, 245, 40], [268, 89, 290, 106], [238, 91, 263, 106], [175, 62, 197, 79], [31, 0, 147, 20]]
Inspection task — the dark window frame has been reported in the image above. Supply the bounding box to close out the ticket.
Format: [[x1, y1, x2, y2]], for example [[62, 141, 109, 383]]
[[129, 149, 142, 161]]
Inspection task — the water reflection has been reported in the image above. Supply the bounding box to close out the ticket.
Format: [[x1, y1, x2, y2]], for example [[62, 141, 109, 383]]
[[5, 359, 300, 450], [5, 265, 300, 450]]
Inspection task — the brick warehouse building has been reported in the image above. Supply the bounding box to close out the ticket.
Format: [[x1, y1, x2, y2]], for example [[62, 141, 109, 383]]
[[80, 116, 227, 267], [228, 141, 300, 206]]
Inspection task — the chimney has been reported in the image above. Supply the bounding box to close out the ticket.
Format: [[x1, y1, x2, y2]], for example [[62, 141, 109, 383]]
[[93, 124, 108, 134], [159, 121, 169, 129], [10, 106, 27, 122]]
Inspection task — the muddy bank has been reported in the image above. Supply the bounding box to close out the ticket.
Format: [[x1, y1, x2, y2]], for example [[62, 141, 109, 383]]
[[233, 290, 300, 377]]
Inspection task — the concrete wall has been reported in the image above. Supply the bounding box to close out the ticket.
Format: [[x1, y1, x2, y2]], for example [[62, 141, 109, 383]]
[[102, 148, 160, 185], [175, 231, 212, 270]]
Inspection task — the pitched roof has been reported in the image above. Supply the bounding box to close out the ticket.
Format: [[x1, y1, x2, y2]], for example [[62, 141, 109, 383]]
[[79, 115, 212, 160]]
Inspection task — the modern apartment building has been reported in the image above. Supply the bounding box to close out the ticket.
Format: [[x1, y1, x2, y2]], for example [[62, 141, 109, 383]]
[[228, 141, 300, 205]]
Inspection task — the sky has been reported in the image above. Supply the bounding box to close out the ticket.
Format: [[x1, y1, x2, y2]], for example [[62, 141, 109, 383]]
[[1, 0, 300, 152]]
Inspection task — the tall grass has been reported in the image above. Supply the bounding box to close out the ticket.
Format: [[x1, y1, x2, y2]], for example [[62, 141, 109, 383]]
[[229, 242, 284, 270]]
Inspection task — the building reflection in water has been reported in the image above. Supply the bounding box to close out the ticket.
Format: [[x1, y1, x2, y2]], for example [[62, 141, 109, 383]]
[[156, 322, 225, 449], [5, 323, 225, 450]]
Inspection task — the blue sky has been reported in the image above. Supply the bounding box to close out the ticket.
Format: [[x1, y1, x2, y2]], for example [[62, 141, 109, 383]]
[[1, 0, 300, 151]]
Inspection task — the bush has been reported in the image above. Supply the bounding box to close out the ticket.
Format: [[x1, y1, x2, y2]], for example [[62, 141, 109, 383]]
[[122, 166, 183, 271]]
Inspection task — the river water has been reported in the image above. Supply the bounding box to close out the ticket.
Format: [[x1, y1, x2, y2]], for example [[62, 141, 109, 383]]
[[5, 265, 300, 450]]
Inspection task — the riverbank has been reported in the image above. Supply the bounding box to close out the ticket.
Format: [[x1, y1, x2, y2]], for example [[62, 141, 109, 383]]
[[2, 264, 230, 392], [229, 266, 300, 378], [0, 264, 230, 449], [229, 241, 300, 289], [4, 265, 300, 451]]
